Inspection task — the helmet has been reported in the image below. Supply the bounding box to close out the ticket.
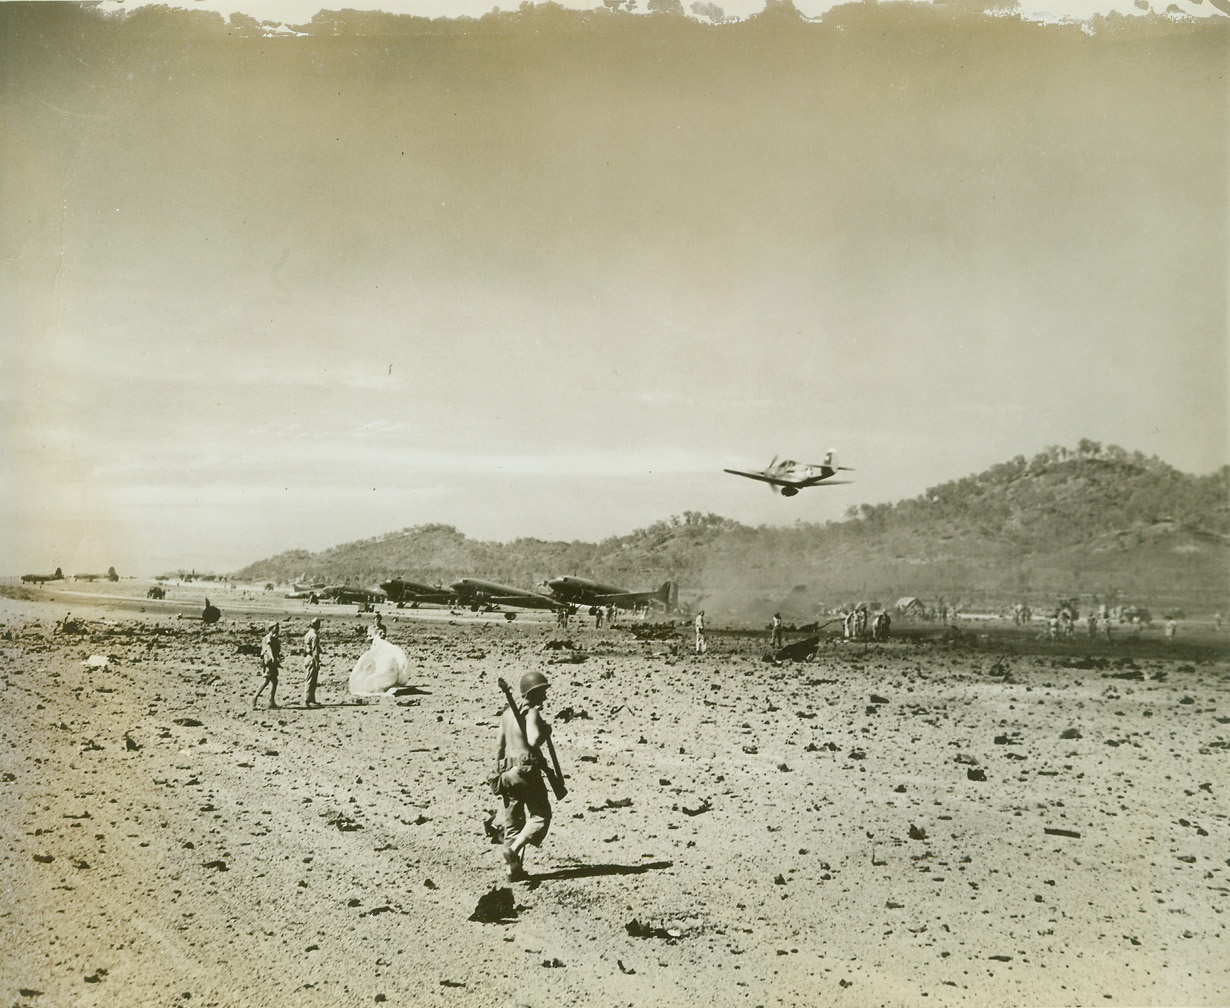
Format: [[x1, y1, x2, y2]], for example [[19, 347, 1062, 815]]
[[309, 617, 321, 627], [519, 670, 549, 698]]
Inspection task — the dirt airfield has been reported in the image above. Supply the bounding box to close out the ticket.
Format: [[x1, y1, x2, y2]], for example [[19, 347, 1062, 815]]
[[2, 582, 1227, 1008]]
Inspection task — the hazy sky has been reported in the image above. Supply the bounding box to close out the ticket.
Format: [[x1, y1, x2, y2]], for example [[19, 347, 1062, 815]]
[[2, 1, 1226, 576]]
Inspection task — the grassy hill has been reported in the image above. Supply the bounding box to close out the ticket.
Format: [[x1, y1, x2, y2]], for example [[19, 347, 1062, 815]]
[[234, 444, 1229, 616]]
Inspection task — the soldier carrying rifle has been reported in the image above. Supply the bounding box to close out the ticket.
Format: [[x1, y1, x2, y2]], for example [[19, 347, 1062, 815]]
[[493, 671, 566, 882]]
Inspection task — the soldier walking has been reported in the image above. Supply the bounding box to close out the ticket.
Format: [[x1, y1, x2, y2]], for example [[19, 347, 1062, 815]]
[[496, 671, 555, 882], [694, 610, 707, 654], [771, 612, 783, 649], [252, 622, 281, 709]]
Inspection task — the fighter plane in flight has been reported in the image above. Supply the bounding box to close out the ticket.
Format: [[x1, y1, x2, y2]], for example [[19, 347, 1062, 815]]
[[449, 578, 574, 620], [724, 450, 853, 497], [380, 578, 457, 608], [545, 576, 677, 612], [21, 567, 64, 583]]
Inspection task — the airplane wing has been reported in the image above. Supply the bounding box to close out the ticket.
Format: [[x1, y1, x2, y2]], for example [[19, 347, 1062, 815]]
[[798, 478, 854, 487], [723, 468, 797, 487], [459, 586, 565, 610], [583, 590, 658, 606], [488, 593, 567, 610]]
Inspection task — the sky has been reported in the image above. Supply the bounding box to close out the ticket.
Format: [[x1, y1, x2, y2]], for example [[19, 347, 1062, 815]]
[[2, 0, 1226, 576]]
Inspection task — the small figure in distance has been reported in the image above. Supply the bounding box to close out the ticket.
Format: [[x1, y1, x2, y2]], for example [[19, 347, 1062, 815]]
[[252, 622, 281, 709], [694, 610, 707, 654], [771, 612, 783, 650], [497, 671, 554, 882], [303, 617, 322, 707]]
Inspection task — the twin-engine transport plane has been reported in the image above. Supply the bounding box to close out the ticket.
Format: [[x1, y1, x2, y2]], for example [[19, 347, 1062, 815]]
[[301, 584, 387, 605], [379, 579, 457, 608], [449, 578, 574, 620], [724, 450, 853, 497], [545, 577, 677, 612], [21, 567, 64, 583]]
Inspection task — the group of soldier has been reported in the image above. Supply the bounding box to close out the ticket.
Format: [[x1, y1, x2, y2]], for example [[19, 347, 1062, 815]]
[[243, 612, 557, 881], [838, 608, 891, 641], [251, 617, 322, 710]]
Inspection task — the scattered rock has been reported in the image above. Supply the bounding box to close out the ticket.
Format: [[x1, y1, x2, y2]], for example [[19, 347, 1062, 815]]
[[625, 919, 683, 940], [469, 887, 516, 924]]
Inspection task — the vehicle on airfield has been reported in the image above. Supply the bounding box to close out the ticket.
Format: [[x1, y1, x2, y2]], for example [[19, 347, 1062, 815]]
[[21, 567, 64, 583], [544, 576, 678, 612], [379, 578, 457, 608], [449, 578, 574, 620], [724, 450, 853, 496]]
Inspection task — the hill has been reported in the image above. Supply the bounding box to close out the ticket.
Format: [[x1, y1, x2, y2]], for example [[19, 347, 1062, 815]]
[[234, 444, 1229, 616]]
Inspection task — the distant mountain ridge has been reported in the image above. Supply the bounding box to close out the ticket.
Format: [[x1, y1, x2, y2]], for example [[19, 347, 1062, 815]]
[[235, 444, 1228, 612]]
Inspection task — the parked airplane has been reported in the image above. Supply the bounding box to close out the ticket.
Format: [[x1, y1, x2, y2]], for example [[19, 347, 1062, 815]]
[[285, 583, 328, 600], [449, 578, 573, 620], [286, 584, 387, 605], [318, 585, 387, 606], [545, 576, 677, 612], [724, 450, 853, 497], [21, 567, 64, 583], [380, 578, 456, 608]]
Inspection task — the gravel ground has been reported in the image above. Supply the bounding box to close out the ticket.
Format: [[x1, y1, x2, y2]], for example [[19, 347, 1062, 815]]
[[2, 586, 1227, 1008]]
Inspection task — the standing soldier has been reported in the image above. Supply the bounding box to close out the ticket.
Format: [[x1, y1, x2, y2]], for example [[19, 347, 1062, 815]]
[[771, 612, 784, 650], [496, 671, 555, 882], [303, 616, 322, 707], [694, 610, 707, 654], [252, 622, 281, 709], [1087, 612, 1099, 640]]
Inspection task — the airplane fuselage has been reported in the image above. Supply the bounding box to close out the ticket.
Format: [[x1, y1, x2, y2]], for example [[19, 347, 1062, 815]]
[[546, 576, 675, 611], [450, 578, 567, 612]]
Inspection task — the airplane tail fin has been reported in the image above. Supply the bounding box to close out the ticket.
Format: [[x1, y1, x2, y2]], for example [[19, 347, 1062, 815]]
[[657, 580, 678, 611], [824, 450, 855, 472], [54, 567, 63, 579]]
